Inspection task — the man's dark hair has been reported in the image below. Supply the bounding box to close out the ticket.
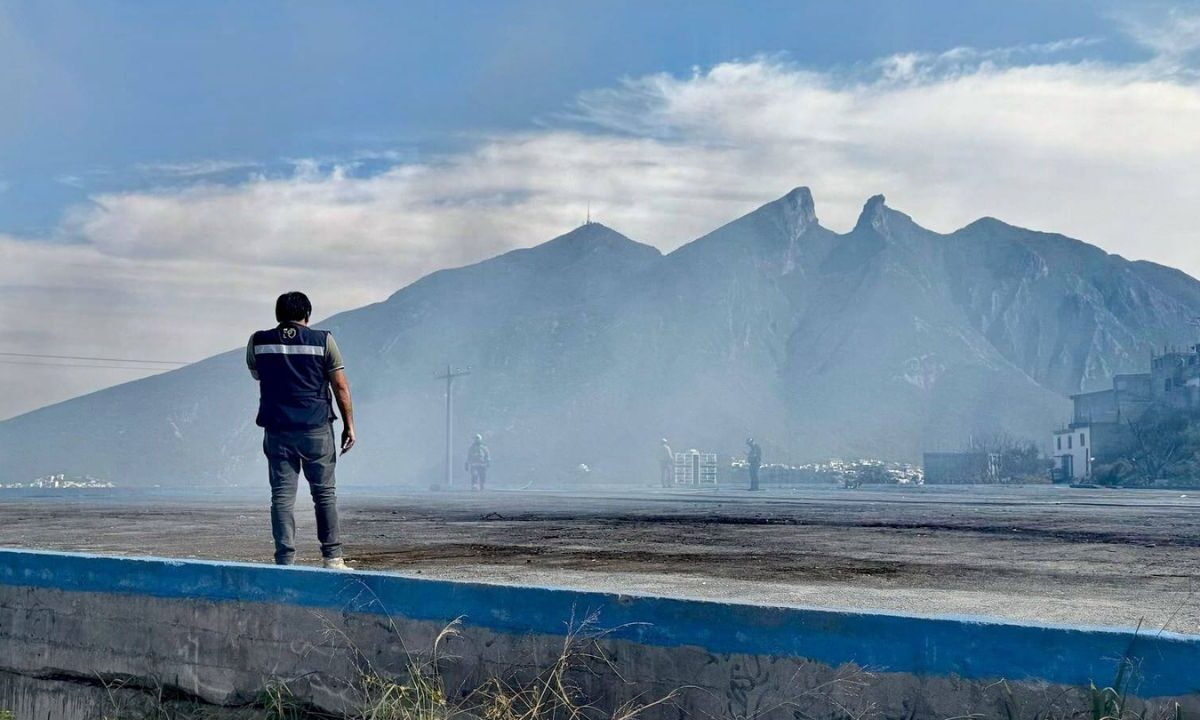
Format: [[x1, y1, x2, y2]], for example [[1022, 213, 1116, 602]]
[[275, 292, 313, 323]]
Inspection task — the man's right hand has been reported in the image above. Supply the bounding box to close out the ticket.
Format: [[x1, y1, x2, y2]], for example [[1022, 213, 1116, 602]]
[[330, 368, 355, 455]]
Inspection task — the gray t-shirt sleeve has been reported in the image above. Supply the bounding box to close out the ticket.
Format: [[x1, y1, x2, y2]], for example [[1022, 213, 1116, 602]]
[[246, 335, 259, 380], [326, 333, 345, 374]]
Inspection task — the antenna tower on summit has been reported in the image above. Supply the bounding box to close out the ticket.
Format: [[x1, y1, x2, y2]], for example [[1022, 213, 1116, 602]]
[[586, 200, 591, 225]]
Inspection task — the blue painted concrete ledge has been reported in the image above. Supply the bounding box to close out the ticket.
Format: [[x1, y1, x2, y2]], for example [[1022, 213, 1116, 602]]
[[1, 548, 1198, 697]]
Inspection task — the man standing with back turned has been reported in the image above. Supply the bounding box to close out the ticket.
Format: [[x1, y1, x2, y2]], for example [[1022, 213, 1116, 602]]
[[247, 292, 356, 569]]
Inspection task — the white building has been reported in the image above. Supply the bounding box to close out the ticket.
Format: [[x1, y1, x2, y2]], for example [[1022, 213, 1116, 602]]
[[1052, 424, 1091, 482]]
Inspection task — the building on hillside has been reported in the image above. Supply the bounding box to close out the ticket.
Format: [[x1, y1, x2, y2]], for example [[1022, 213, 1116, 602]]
[[1151, 345, 1200, 411], [1052, 373, 1151, 483], [1070, 373, 1154, 425], [923, 452, 999, 484], [1052, 345, 1200, 482]]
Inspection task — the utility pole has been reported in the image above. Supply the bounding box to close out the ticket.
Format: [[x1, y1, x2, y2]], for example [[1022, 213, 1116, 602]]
[[435, 364, 471, 489]]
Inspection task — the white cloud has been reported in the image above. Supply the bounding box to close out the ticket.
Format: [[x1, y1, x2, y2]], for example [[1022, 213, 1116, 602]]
[[1114, 4, 1200, 66], [134, 159, 259, 178], [5, 36, 1200, 418], [875, 37, 1102, 83]]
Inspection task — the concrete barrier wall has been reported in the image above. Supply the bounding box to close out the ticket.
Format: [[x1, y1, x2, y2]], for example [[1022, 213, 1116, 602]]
[[1, 548, 1197, 719]]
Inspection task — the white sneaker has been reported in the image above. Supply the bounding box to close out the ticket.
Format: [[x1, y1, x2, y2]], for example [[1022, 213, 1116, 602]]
[[322, 557, 349, 570]]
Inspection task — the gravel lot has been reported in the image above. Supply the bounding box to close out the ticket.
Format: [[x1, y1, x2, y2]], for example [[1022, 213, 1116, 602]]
[[2, 485, 1198, 633]]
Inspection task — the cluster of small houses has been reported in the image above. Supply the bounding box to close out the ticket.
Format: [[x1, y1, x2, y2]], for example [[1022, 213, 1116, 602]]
[[0, 473, 115, 490], [665, 456, 924, 488], [753, 459, 924, 488]]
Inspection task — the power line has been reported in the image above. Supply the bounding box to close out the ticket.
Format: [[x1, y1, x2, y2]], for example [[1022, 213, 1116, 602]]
[[0, 359, 173, 372], [0, 351, 188, 365]]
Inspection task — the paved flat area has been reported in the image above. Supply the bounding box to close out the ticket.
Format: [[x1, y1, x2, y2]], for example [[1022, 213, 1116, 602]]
[[1, 485, 1198, 633]]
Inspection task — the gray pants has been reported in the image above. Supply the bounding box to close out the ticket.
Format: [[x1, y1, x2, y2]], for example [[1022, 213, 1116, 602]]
[[264, 425, 341, 564]]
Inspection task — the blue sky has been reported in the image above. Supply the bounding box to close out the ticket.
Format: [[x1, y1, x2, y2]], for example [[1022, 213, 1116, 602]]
[[2, 0, 1199, 418], [0, 0, 1148, 235]]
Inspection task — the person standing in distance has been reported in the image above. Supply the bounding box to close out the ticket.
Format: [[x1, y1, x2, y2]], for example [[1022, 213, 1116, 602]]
[[745, 438, 762, 491], [466, 434, 491, 491], [659, 438, 674, 488], [247, 291, 356, 569]]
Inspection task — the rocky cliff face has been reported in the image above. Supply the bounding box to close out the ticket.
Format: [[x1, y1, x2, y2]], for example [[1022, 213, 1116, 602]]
[[3, 188, 1198, 487]]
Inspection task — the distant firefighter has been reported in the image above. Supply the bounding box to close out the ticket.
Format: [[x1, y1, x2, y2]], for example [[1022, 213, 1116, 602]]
[[745, 438, 763, 491], [659, 438, 674, 488], [465, 434, 491, 491]]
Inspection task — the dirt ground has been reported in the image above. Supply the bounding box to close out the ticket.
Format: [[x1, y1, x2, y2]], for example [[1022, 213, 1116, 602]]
[[2, 485, 1198, 634]]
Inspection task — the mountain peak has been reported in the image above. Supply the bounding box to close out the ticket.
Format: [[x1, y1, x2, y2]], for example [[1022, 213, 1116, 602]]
[[526, 221, 661, 269], [854, 194, 889, 234], [544, 221, 651, 251], [780, 186, 818, 228], [962, 216, 1016, 233]]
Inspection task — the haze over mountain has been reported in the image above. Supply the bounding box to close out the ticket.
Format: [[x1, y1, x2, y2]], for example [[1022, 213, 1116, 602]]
[[4, 187, 1199, 488]]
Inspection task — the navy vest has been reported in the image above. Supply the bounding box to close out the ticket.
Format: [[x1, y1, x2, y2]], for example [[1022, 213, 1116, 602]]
[[252, 323, 336, 431]]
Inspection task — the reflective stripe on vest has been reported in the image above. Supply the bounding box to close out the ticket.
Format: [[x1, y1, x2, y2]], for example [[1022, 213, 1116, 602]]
[[254, 344, 325, 356]]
